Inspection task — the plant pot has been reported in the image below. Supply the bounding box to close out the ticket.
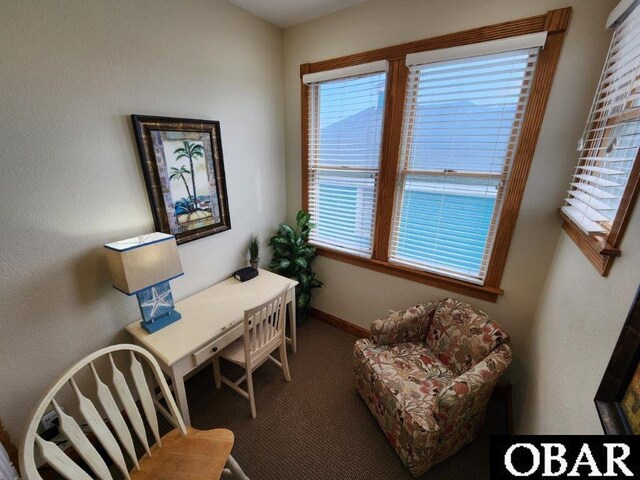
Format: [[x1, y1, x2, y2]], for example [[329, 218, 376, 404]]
[[250, 258, 259, 270]]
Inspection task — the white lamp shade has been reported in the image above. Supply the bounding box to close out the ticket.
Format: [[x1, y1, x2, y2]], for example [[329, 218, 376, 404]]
[[104, 232, 183, 295]]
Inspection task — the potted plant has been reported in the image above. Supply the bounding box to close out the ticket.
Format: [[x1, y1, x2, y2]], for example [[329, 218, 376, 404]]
[[247, 234, 260, 270], [269, 210, 323, 322]]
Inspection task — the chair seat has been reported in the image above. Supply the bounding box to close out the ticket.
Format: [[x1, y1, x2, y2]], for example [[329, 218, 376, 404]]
[[219, 337, 278, 368], [220, 338, 248, 366], [130, 427, 234, 480]]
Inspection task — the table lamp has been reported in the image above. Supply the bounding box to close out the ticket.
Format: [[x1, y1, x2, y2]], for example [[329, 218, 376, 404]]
[[104, 232, 184, 333]]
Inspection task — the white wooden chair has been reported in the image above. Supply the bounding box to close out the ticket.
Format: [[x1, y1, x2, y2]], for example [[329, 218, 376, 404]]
[[20, 344, 249, 480], [213, 286, 291, 418]]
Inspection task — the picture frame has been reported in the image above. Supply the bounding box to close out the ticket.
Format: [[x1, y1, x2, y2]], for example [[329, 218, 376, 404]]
[[595, 284, 640, 434], [131, 115, 231, 244]]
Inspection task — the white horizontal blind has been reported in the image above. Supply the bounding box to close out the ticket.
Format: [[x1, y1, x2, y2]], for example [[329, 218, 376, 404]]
[[389, 47, 541, 283], [307, 71, 387, 256], [405, 32, 547, 66], [302, 60, 388, 84], [561, 4, 640, 236]]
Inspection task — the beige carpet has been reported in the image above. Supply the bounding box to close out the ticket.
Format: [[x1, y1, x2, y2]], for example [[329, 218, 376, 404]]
[[182, 318, 505, 480]]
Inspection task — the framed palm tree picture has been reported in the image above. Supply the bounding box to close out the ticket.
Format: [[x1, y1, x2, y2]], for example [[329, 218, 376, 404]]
[[131, 115, 231, 244]]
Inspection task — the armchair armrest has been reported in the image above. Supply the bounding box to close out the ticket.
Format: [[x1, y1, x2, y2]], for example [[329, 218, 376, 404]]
[[434, 342, 512, 428], [370, 302, 436, 346]]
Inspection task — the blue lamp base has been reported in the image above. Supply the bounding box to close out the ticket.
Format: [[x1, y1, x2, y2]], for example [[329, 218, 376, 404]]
[[136, 281, 182, 334], [139, 309, 182, 333]]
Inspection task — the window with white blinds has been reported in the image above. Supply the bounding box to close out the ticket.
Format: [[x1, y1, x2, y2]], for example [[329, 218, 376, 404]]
[[305, 69, 387, 257], [561, 3, 640, 236], [389, 47, 541, 283], [301, 14, 569, 295]]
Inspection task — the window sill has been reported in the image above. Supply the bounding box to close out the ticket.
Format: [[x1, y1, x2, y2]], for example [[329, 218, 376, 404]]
[[315, 246, 503, 302], [558, 209, 621, 276]]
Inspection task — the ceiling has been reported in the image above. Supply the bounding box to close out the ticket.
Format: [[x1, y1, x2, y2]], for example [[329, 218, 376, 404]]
[[227, 0, 370, 28]]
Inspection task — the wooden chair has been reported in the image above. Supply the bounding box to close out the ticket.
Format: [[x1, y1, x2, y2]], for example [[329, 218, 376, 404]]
[[20, 344, 249, 480], [213, 286, 291, 418]]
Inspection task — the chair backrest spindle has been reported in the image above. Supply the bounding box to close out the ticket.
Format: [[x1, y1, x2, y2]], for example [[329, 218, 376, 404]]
[[51, 398, 114, 480], [129, 352, 161, 447], [89, 362, 140, 470], [68, 377, 131, 480], [109, 353, 151, 457]]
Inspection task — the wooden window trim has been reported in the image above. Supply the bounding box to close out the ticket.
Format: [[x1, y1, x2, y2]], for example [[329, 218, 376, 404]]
[[560, 75, 640, 276], [301, 8, 571, 302], [560, 145, 640, 276]]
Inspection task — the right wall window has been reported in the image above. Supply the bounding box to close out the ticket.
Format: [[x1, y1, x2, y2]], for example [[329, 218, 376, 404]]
[[560, 2, 640, 275]]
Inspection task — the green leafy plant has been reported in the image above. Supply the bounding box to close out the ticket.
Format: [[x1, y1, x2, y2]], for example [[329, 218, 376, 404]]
[[247, 234, 260, 261], [269, 210, 323, 322]]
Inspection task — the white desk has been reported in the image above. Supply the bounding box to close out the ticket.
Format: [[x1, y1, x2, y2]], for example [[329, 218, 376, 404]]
[[126, 269, 298, 426]]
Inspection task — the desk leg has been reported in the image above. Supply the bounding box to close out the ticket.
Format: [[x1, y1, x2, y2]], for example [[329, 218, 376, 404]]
[[288, 295, 297, 354], [212, 354, 222, 389], [169, 367, 191, 428]]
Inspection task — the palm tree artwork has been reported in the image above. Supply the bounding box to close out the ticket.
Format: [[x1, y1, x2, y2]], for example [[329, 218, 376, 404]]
[[174, 141, 204, 210], [169, 140, 212, 225], [169, 165, 193, 204]]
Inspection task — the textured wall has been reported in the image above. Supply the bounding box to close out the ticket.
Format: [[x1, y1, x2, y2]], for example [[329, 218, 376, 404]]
[[282, 0, 616, 432], [0, 0, 284, 441], [521, 206, 640, 433]]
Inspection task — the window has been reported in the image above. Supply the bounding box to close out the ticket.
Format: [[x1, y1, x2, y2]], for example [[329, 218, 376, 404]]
[[389, 46, 540, 284], [560, 2, 640, 275], [301, 8, 571, 301], [304, 63, 387, 256]]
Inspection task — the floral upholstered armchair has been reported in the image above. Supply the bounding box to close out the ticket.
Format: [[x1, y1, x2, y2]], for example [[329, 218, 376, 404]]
[[354, 298, 511, 477]]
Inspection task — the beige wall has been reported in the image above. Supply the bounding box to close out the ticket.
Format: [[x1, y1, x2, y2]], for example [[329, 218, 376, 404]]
[[0, 0, 284, 441], [283, 0, 617, 433], [521, 207, 640, 433]]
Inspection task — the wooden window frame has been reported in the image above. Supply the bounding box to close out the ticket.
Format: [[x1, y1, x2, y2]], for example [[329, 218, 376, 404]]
[[301, 8, 571, 302], [560, 111, 640, 277]]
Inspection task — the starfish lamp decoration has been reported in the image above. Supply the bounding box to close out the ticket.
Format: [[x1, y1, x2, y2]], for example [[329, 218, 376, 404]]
[[140, 286, 172, 319], [134, 280, 182, 332]]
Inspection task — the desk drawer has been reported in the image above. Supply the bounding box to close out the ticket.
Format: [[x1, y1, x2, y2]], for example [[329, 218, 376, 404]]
[[191, 323, 242, 367]]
